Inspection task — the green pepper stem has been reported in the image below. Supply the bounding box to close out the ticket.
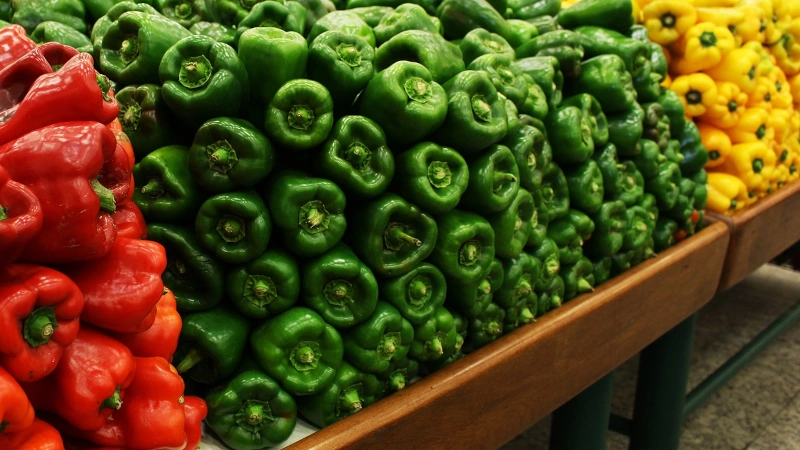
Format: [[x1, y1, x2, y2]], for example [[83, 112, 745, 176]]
[[459, 240, 481, 266], [288, 105, 315, 130], [426, 337, 443, 356], [577, 278, 594, 293], [381, 337, 397, 357], [385, 225, 422, 249], [336, 43, 362, 67], [0, 205, 6, 221], [345, 142, 371, 169], [175, 347, 204, 374], [140, 178, 164, 198], [96, 74, 112, 102], [101, 387, 123, 411], [91, 179, 116, 214], [388, 373, 406, 392], [24, 314, 54, 346], [119, 35, 139, 65], [485, 321, 502, 336], [244, 403, 265, 426], [544, 258, 560, 278], [753, 158, 764, 173], [339, 388, 363, 414], [551, 294, 563, 308], [217, 215, 245, 243], [179, 55, 213, 89], [493, 172, 517, 187], [519, 307, 536, 324], [210, 149, 231, 165], [477, 278, 492, 296], [296, 346, 316, 364], [408, 279, 428, 300], [516, 280, 532, 298]]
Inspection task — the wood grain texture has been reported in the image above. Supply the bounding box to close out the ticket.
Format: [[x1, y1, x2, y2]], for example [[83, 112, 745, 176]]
[[287, 223, 731, 450], [709, 181, 800, 291]]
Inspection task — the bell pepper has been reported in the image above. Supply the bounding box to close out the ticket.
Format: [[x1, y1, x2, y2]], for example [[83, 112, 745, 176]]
[[538, 162, 570, 221], [592, 144, 626, 200], [100, 11, 192, 85], [561, 93, 608, 147], [0, 367, 34, 433], [24, 326, 134, 431], [557, 0, 632, 33], [665, 177, 697, 222], [706, 172, 748, 213], [31, 21, 91, 52], [631, 139, 668, 180], [675, 121, 708, 177], [653, 217, 681, 252], [251, 307, 343, 396], [265, 79, 334, 152], [670, 22, 735, 74], [543, 105, 594, 165], [514, 56, 564, 109], [701, 82, 748, 130], [378, 356, 418, 394], [154, 0, 205, 28], [392, 142, 468, 215], [547, 209, 594, 265], [235, 1, 304, 39], [570, 54, 637, 115], [527, 190, 549, 249], [10, 0, 86, 34], [296, 361, 381, 428], [133, 145, 203, 222], [195, 190, 271, 265], [705, 47, 761, 95], [346, 5, 393, 27], [487, 188, 534, 259], [463, 302, 504, 352], [670, 73, 718, 118], [460, 28, 514, 67], [564, 160, 604, 214], [507, 0, 559, 19], [502, 123, 552, 194], [308, 11, 376, 47], [190, 21, 236, 46], [646, 161, 682, 210], [641, 0, 697, 45], [379, 263, 445, 327], [562, 256, 595, 301], [746, 76, 777, 112], [656, 88, 686, 138], [431, 70, 508, 155], [573, 27, 648, 82], [429, 209, 496, 285], [205, 0, 258, 25], [694, 5, 744, 41], [445, 257, 503, 318], [0, 418, 63, 449], [373, 3, 438, 46], [0, 25, 36, 71], [583, 200, 628, 257], [308, 31, 374, 114], [536, 274, 565, 316], [469, 54, 528, 110], [663, 139, 684, 165], [111, 201, 147, 241], [173, 307, 250, 385], [515, 30, 584, 79], [769, 109, 792, 145], [205, 362, 297, 450], [109, 289, 180, 363], [147, 223, 225, 313], [226, 248, 298, 321], [408, 306, 458, 362], [357, 61, 447, 150], [158, 35, 248, 126], [641, 102, 671, 151], [436, 0, 512, 43], [772, 22, 800, 77], [116, 84, 186, 158], [342, 301, 414, 375], [90, 2, 159, 59], [692, 170, 708, 211], [181, 396, 207, 450], [460, 144, 520, 213], [607, 104, 645, 157], [59, 357, 187, 449], [530, 237, 560, 288], [0, 166, 42, 268], [698, 123, 731, 168], [717, 142, 772, 192], [266, 172, 346, 257], [622, 200, 655, 253], [728, 107, 772, 145], [592, 257, 613, 286], [519, 76, 549, 121], [301, 243, 379, 328], [493, 252, 541, 316], [617, 161, 646, 207]]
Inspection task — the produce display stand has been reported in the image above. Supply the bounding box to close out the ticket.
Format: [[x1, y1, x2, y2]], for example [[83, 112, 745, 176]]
[[256, 223, 729, 450]]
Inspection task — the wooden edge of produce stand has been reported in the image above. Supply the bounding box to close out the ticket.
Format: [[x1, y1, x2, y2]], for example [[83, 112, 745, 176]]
[[709, 180, 800, 291], [287, 222, 730, 450]]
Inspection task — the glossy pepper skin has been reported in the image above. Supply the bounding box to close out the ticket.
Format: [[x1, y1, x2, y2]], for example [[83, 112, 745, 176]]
[[562, 256, 595, 301], [536, 275, 564, 316], [111, 201, 147, 240], [0, 418, 63, 449], [348, 194, 437, 277], [147, 223, 225, 313], [460, 28, 514, 67], [379, 262, 446, 326], [357, 61, 447, 149], [432, 70, 508, 155], [0, 166, 42, 268], [174, 307, 251, 384], [545, 105, 594, 165], [632, 139, 669, 180], [547, 209, 594, 265], [569, 55, 637, 115], [487, 189, 534, 259], [297, 361, 381, 428], [159, 35, 248, 125], [314, 115, 394, 199], [564, 160, 605, 215], [10, 0, 86, 34], [530, 237, 560, 290], [501, 123, 552, 193], [308, 11, 376, 47], [557, 0, 633, 33], [133, 145, 202, 222], [446, 258, 503, 318], [460, 144, 521, 213], [267, 172, 346, 257], [409, 306, 458, 362], [677, 121, 710, 177], [574, 26, 649, 82], [0, 25, 36, 70], [429, 209, 496, 285], [538, 162, 570, 220], [0, 122, 121, 263], [647, 161, 682, 210], [238, 27, 307, 112], [90, 2, 159, 59], [100, 11, 192, 85], [376, 30, 464, 84], [308, 31, 374, 114], [514, 56, 564, 110], [469, 54, 527, 110], [116, 84, 185, 158], [464, 302, 504, 352], [436, 0, 512, 43], [607, 104, 645, 158], [653, 217, 680, 252], [155, 0, 205, 28], [195, 190, 271, 265], [617, 161, 646, 207], [234, 1, 304, 39], [516, 30, 584, 80], [227, 249, 299, 320], [592, 143, 626, 200], [265, 78, 334, 152], [109, 289, 181, 362], [24, 327, 135, 431], [372, 3, 437, 46], [493, 252, 541, 317], [251, 307, 344, 396], [205, 364, 297, 450], [0, 366, 34, 433], [191, 21, 236, 46], [182, 396, 207, 450], [641, 102, 671, 151], [392, 142, 468, 215], [584, 200, 628, 258], [561, 93, 609, 147], [343, 301, 414, 374]]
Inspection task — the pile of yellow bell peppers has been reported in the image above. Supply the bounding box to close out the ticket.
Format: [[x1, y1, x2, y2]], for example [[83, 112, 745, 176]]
[[631, 0, 800, 214]]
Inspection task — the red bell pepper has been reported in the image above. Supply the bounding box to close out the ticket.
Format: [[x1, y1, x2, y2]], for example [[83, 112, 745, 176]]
[[0, 264, 83, 382], [59, 357, 187, 449], [0, 122, 122, 263], [0, 53, 119, 145], [182, 396, 207, 450], [61, 237, 166, 334], [0, 418, 64, 450], [111, 201, 147, 240], [38, 42, 80, 69], [0, 42, 80, 114], [23, 326, 136, 431], [108, 118, 135, 169], [0, 25, 36, 71], [0, 365, 34, 433], [109, 288, 181, 361], [0, 164, 42, 268]]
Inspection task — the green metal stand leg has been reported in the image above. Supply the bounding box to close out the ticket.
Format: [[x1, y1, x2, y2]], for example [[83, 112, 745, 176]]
[[549, 372, 615, 450], [628, 314, 697, 450]]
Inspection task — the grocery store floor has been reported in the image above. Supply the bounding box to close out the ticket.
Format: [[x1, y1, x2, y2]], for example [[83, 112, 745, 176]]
[[501, 264, 800, 450]]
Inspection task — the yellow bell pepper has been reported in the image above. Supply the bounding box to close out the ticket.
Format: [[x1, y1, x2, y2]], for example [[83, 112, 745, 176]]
[[770, 164, 790, 190], [704, 48, 761, 95], [790, 112, 800, 135], [694, 7, 745, 46], [771, 19, 800, 77], [740, 0, 780, 43], [661, 74, 673, 88], [772, 0, 793, 36], [685, 0, 739, 6], [746, 77, 777, 111], [727, 107, 773, 145], [670, 73, 718, 117], [758, 146, 779, 194], [670, 22, 735, 74], [635, 0, 656, 8], [768, 68, 794, 110], [632, 1, 642, 25], [706, 172, 749, 213], [768, 109, 792, 144], [742, 41, 774, 78], [717, 141, 773, 191], [642, 0, 698, 46], [700, 81, 748, 129], [698, 122, 732, 168], [789, 73, 800, 106], [736, 4, 766, 44], [789, 152, 800, 181]]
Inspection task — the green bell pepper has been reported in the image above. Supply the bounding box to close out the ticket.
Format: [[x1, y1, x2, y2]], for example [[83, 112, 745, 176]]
[[556, 0, 633, 34], [561, 93, 609, 147], [100, 11, 192, 85], [307, 31, 374, 114], [526, 192, 549, 248], [622, 204, 653, 253], [11, 0, 86, 33], [593, 256, 613, 286], [159, 35, 249, 126], [297, 361, 382, 427], [188, 117, 274, 193], [266, 172, 346, 257], [205, 364, 297, 450], [445, 257, 503, 318], [174, 307, 251, 384], [376, 30, 464, 85], [501, 123, 552, 193], [487, 188, 534, 259], [514, 56, 563, 109], [564, 159, 605, 214], [460, 144, 521, 213], [205, 0, 257, 25], [536, 275, 564, 316], [631, 28, 668, 79], [190, 21, 236, 46], [664, 139, 684, 164], [373, 3, 438, 45], [251, 307, 344, 396], [493, 252, 541, 310], [116, 84, 186, 158], [569, 55, 637, 114], [692, 169, 708, 210], [633, 62, 662, 104], [530, 237, 560, 290], [227, 248, 299, 320], [302, 243, 379, 328], [508, 0, 559, 20], [314, 115, 394, 199], [665, 177, 697, 222], [503, 294, 537, 332], [617, 160, 645, 207], [265, 78, 334, 151], [239, 27, 307, 112], [544, 105, 594, 165], [658, 88, 687, 138], [347, 193, 438, 277], [357, 61, 447, 150], [547, 209, 594, 265], [31, 21, 91, 52], [520, 75, 549, 121], [436, 0, 513, 43], [515, 30, 584, 79], [468, 53, 527, 109], [646, 161, 682, 210], [592, 143, 626, 200], [630, 237, 656, 267], [392, 142, 469, 215], [607, 103, 645, 157], [308, 10, 375, 46], [574, 26, 649, 81], [346, 6, 393, 28], [562, 256, 595, 301], [155, 0, 205, 29], [195, 190, 271, 264], [343, 301, 414, 374], [653, 217, 679, 252], [378, 356, 418, 394], [463, 302, 504, 352], [147, 223, 225, 313], [642, 102, 671, 151], [429, 209, 496, 285], [409, 306, 458, 362], [507, 18, 539, 44], [611, 249, 635, 276], [676, 120, 709, 176], [379, 262, 446, 325], [133, 145, 204, 222], [538, 162, 570, 220], [460, 28, 515, 67], [91, 2, 159, 60], [632, 139, 669, 180], [235, 1, 304, 40], [584, 200, 628, 257]]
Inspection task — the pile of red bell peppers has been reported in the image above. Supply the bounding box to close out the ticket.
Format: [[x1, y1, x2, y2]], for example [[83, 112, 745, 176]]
[[0, 25, 206, 450]]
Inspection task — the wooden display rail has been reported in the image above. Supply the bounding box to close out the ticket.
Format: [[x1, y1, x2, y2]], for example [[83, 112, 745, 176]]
[[287, 222, 730, 450], [709, 180, 800, 291]]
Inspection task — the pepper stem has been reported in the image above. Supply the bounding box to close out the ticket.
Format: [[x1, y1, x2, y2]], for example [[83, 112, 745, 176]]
[[661, 12, 676, 28], [101, 387, 123, 411], [493, 171, 517, 190], [179, 55, 213, 89], [408, 279, 428, 301], [296, 346, 315, 364], [478, 278, 492, 296], [378, 332, 402, 361], [485, 321, 502, 336], [140, 178, 164, 198], [216, 215, 246, 243], [291, 341, 321, 371], [515, 280, 533, 299], [753, 158, 764, 173], [174, 1, 193, 19], [459, 240, 481, 266], [426, 336, 444, 356], [427, 161, 452, 189], [471, 95, 493, 122], [96, 74, 112, 102], [175, 347, 204, 374], [339, 388, 363, 415], [323, 279, 354, 307], [384, 223, 421, 250], [577, 278, 594, 293], [23, 307, 58, 347], [118, 35, 139, 65], [551, 294, 563, 308], [206, 140, 238, 174], [403, 77, 432, 103], [519, 307, 536, 324], [288, 105, 315, 130], [388, 372, 406, 392], [345, 142, 371, 169], [91, 179, 116, 213], [244, 403, 265, 426], [0, 205, 6, 221], [299, 200, 330, 234], [544, 255, 560, 278], [244, 275, 277, 307], [708, 150, 720, 160], [336, 43, 362, 67]]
